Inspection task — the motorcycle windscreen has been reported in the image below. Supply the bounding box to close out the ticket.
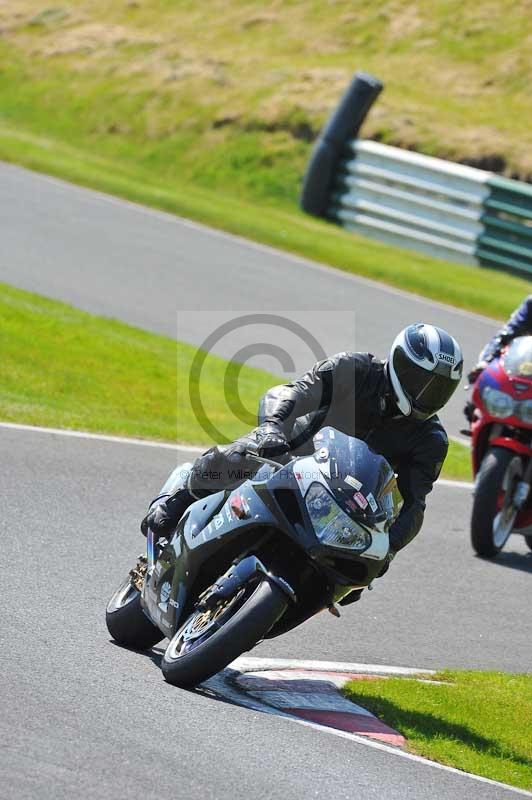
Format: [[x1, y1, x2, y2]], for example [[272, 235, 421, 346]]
[[311, 427, 403, 531], [503, 336, 532, 378]]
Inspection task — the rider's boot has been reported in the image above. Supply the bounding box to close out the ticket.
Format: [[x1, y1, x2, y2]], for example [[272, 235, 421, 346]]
[[140, 486, 194, 538], [338, 588, 363, 606]]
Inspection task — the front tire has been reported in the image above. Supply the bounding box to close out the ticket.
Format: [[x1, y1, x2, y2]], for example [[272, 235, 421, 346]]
[[106, 575, 163, 650], [471, 447, 521, 558], [162, 579, 287, 688]]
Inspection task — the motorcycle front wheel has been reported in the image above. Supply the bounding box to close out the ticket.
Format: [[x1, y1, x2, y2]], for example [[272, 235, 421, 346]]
[[471, 447, 521, 558], [162, 578, 287, 688]]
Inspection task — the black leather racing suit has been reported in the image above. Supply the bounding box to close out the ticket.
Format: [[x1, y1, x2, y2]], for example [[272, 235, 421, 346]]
[[189, 352, 449, 553], [480, 294, 532, 363]]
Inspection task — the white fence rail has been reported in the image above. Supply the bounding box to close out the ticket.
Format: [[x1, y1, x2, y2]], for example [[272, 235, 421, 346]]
[[329, 140, 491, 265]]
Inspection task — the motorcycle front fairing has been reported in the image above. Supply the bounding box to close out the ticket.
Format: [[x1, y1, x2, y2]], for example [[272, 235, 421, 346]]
[[472, 359, 532, 468], [141, 468, 346, 639], [140, 469, 316, 639], [141, 429, 400, 640]]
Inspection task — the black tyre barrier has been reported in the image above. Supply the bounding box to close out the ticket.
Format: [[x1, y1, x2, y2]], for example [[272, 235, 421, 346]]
[[300, 71, 383, 217]]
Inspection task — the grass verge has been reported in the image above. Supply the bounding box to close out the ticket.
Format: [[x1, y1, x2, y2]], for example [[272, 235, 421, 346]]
[[0, 281, 471, 480], [444, 439, 472, 482], [0, 281, 273, 446], [344, 671, 532, 791]]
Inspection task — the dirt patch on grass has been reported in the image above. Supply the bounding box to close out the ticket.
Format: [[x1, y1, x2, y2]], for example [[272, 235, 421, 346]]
[[387, 5, 424, 41], [241, 12, 278, 30], [121, 50, 231, 90], [251, 66, 350, 136], [0, 1, 66, 33], [33, 22, 161, 56], [367, 116, 532, 181]]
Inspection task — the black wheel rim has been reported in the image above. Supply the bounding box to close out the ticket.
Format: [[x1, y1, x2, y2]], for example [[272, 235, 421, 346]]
[[165, 583, 257, 661]]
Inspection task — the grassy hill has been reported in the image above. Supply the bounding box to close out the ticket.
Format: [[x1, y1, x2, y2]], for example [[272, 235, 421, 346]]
[[2, 0, 531, 193], [0, 1, 530, 317]]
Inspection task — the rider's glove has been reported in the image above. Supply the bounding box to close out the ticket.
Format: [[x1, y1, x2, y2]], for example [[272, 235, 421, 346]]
[[141, 503, 172, 537], [140, 487, 192, 537], [467, 362, 487, 386], [463, 400, 476, 424], [253, 422, 290, 457]]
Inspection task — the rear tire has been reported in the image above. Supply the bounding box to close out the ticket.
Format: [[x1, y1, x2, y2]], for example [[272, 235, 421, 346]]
[[106, 575, 163, 650], [162, 579, 287, 688], [471, 448, 520, 558]]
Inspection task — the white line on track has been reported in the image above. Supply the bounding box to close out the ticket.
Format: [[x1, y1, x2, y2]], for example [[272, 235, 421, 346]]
[[4, 162, 500, 327], [210, 658, 532, 798], [0, 420, 203, 453], [450, 433, 472, 447], [1, 421, 475, 488], [234, 656, 435, 675], [438, 478, 474, 490]]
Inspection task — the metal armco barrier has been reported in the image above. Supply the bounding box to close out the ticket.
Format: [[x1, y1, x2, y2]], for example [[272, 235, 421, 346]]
[[331, 140, 487, 266], [301, 74, 532, 278], [479, 176, 532, 276]]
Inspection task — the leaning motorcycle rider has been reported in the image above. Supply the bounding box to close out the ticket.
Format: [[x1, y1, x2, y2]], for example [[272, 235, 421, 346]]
[[468, 295, 532, 384], [143, 324, 463, 598]]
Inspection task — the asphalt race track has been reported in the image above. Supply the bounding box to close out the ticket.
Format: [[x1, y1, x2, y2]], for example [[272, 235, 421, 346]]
[[1, 162, 501, 439], [2, 427, 530, 800], [2, 165, 531, 799]]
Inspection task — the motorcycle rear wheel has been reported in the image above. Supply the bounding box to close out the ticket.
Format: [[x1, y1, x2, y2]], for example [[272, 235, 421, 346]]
[[106, 575, 163, 650], [471, 447, 521, 558], [162, 578, 287, 688]]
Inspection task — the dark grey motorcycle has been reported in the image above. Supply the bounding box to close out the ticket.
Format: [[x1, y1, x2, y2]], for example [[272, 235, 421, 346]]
[[106, 427, 402, 688]]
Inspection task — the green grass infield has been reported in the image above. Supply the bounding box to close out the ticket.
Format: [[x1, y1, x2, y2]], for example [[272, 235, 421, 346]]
[[344, 671, 532, 791]]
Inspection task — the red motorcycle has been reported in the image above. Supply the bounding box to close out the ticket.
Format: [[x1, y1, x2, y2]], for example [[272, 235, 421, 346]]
[[468, 336, 532, 557]]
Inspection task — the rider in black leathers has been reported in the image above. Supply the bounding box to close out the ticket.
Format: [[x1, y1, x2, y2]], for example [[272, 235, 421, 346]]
[[469, 295, 532, 380], [143, 324, 463, 567]]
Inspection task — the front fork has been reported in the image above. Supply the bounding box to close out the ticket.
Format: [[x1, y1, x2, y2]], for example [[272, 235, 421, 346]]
[[146, 528, 156, 572], [513, 458, 532, 511]]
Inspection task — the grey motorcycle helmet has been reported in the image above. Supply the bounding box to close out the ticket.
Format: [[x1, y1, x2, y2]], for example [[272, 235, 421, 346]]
[[387, 323, 463, 421]]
